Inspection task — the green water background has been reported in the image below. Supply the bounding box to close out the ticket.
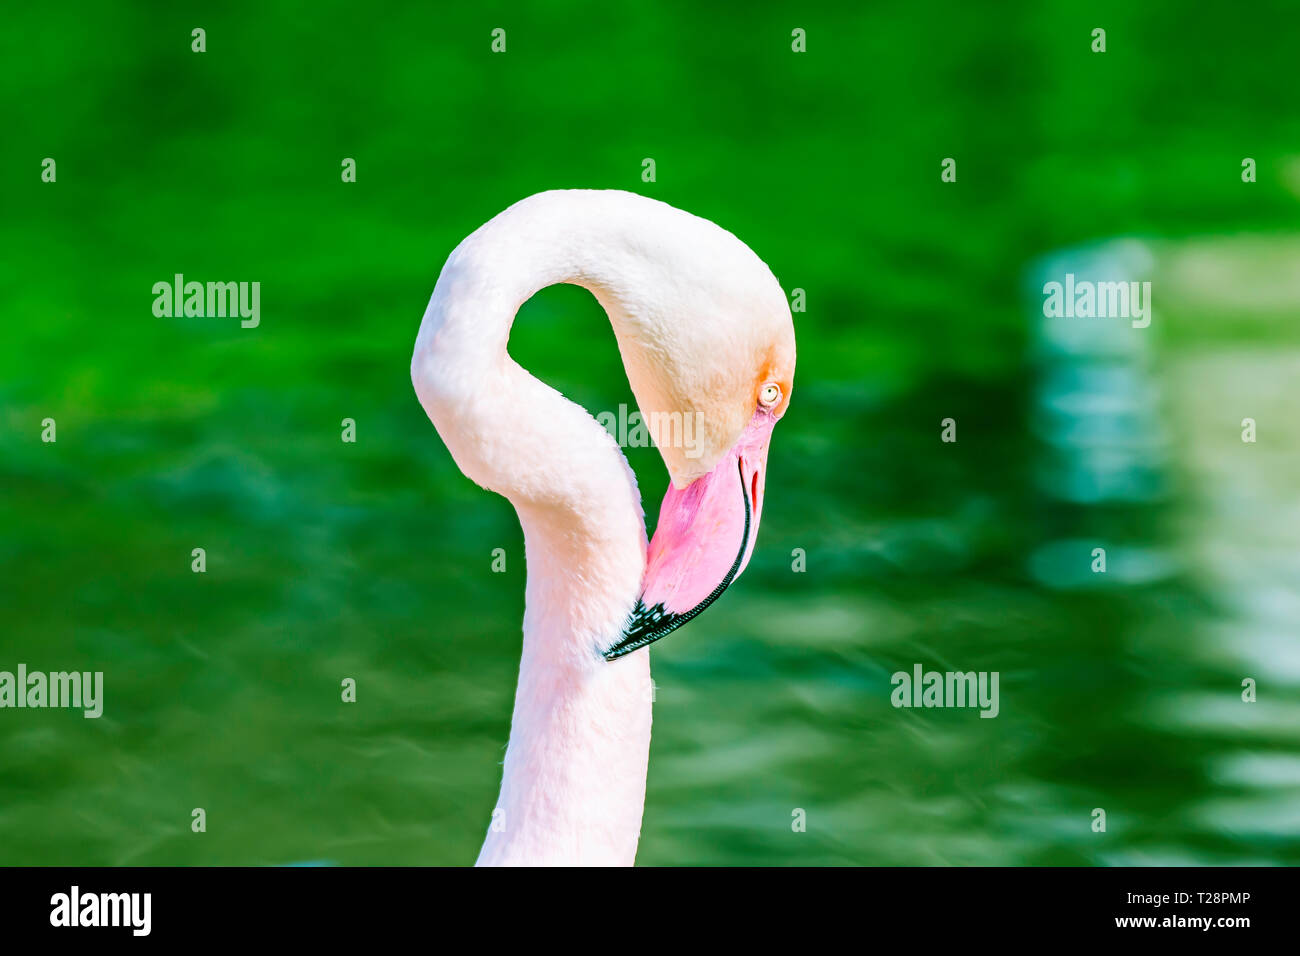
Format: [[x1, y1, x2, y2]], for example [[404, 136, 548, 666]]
[[2, 1, 1298, 864]]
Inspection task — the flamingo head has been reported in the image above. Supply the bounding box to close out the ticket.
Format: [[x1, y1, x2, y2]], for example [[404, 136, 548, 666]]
[[601, 223, 795, 661]]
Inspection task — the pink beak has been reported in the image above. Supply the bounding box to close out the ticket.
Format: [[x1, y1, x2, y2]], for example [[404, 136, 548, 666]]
[[604, 407, 776, 660]]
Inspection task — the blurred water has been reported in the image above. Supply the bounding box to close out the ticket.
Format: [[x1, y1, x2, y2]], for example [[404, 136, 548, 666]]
[[2, 0, 1299, 864], [3, 240, 1299, 865]]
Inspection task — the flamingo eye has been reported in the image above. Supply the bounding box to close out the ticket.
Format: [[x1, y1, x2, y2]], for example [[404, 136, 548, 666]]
[[759, 383, 782, 407]]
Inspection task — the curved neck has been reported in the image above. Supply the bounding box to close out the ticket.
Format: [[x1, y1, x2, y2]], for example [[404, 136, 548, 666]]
[[413, 194, 657, 865]]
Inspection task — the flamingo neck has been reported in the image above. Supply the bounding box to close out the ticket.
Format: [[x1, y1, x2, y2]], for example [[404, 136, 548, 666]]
[[476, 504, 652, 866], [412, 193, 661, 865]]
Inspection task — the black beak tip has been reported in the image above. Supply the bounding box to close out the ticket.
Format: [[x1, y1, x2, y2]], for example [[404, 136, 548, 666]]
[[602, 598, 684, 661]]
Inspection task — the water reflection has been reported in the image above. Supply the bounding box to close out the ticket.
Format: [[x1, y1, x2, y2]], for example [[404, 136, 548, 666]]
[[1019, 236, 1300, 862], [1027, 240, 1177, 591]]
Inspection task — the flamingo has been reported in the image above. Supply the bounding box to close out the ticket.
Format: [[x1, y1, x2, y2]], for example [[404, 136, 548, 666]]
[[411, 190, 795, 866]]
